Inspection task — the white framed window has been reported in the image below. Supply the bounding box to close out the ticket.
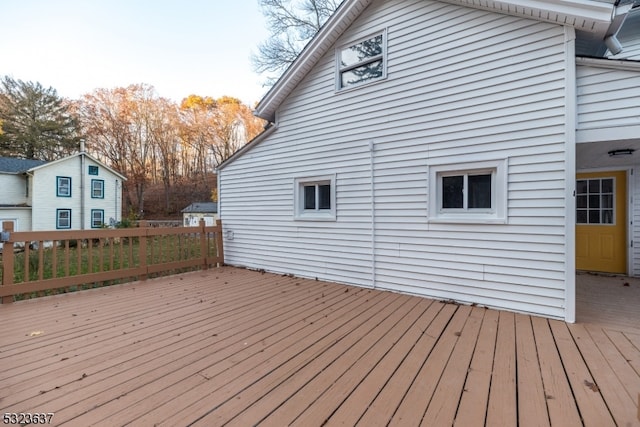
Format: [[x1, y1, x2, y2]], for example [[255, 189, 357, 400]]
[[428, 159, 507, 223], [294, 174, 336, 221], [336, 30, 387, 90]]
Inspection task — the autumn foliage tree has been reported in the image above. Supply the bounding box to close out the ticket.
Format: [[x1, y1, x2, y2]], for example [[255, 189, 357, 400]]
[[77, 85, 265, 217]]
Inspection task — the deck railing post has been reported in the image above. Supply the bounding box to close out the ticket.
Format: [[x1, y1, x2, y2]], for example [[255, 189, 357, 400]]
[[139, 220, 148, 281], [199, 219, 208, 271], [215, 219, 224, 266], [1, 221, 15, 303]]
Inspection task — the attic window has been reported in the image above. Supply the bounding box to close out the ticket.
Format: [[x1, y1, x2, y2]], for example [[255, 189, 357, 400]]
[[337, 31, 386, 90], [88, 165, 99, 175]]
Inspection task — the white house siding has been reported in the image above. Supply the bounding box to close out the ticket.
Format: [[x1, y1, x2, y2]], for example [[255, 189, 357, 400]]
[[31, 156, 123, 231], [220, 0, 571, 318], [576, 65, 640, 139], [2, 174, 28, 205]]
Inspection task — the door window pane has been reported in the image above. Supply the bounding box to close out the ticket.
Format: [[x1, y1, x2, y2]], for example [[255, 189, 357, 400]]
[[576, 177, 615, 225], [577, 210, 588, 224], [577, 195, 587, 208]]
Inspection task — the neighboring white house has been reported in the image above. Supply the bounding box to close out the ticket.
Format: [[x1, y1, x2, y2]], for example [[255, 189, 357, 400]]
[[0, 152, 126, 231], [217, 0, 640, 322], [181, 202, 218, 227]]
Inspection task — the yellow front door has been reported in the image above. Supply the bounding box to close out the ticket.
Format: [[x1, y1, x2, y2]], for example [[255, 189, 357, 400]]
[[576, 171, 627, 274]]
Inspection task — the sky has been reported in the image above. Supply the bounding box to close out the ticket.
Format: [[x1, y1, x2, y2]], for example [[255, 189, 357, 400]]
[[0, 0, 271, 106]]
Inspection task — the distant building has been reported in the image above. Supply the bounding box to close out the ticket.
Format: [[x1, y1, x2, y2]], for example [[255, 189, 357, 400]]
[[0, 152, 126, 231], [181, 202, 218, 226]]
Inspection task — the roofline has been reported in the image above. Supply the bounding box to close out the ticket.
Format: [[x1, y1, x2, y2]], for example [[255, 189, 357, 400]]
[[440, 0, 615, 26], [254, 0, 619, 123], [216, 124, 278, 171], [254, 0, 373, 122], [576, 55, 640, 70], [0, 206, 32, 210], [27, 152, 128, 181]]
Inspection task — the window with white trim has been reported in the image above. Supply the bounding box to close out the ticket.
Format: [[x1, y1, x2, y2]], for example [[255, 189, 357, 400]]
[[428, 160, 507, 223], [294, 175, 336, 221], [337, 31, 386, 90]]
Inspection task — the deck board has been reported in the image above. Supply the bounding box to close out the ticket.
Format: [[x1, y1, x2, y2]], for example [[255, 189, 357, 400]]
[[453, 308, 498, 427], [568, 323, 639, 426], [548, 321, 617, 427], [515, 314, 550, 427], [1, 267, 639, 426], [486, 310, 518, 427], [530, 316, 583, 427]]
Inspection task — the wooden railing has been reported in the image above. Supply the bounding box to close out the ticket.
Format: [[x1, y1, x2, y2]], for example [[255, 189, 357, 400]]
[[0, 220, 223, 303]]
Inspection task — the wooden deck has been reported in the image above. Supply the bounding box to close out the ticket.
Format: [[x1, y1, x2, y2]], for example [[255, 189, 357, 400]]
[[1, 267, 638, 426]]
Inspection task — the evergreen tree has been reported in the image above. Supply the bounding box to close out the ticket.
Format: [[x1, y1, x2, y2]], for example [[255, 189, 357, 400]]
[[0, 76, 80, 160]]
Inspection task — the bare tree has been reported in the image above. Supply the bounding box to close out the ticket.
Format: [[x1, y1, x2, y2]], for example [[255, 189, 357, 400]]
[[252, 0, 341, 85]]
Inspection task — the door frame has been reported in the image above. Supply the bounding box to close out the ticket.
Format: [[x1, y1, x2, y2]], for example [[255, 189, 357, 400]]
[[575, 166, 632, 275]]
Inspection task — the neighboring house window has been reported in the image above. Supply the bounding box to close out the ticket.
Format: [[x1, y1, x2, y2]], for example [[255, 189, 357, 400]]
[[91, 209, 104, 228], [91, 179, 105, 198], [576, 178, 614, 224], [88, 165, 99, 175], [294, 175, 336, 221], [57, 176, 71, 197], [428, 160, 507, 223], [56, 209, 71, 229], [337, 30, 386, 90]]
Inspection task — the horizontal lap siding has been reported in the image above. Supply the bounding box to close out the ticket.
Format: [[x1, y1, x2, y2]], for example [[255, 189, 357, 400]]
[[372, 2, 567, 318], [220, 0, 569, 318], [576, 65, 640, 130], [2, 174, 28, 205]]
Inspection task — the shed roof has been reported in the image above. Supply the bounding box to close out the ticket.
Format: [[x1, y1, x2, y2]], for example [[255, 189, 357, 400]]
[[181, 202, 218, 214]]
